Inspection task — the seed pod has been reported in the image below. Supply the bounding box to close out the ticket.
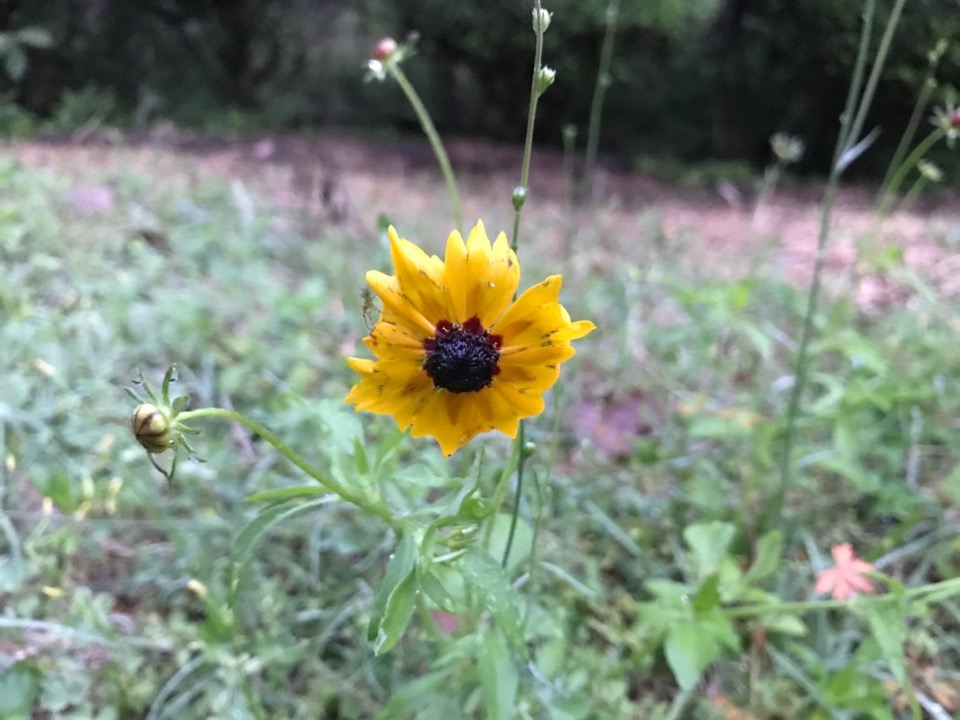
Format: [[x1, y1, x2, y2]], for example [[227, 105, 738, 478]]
[[131, 403, 174, 453]]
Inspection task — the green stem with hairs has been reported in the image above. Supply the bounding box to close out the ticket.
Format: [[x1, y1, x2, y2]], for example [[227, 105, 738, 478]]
[[388, 64, 463, 232], [503, 0, 548, 570], [176, 408, 395, 524]]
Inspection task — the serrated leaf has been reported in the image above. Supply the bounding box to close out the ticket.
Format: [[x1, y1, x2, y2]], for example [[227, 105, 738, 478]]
[[368, 533, 418, 642], [459, 548, 527, 659], [373, 571, 418, 655]]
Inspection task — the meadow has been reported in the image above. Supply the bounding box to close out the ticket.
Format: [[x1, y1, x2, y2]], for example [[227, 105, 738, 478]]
[[3, 6, 960, 720]]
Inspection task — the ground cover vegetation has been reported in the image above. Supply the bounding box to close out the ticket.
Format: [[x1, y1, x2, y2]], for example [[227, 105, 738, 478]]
[[2, 0, 960, 718]]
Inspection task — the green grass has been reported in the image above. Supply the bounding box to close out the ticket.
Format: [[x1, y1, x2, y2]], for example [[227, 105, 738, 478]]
[[2, 149, 960, 719]]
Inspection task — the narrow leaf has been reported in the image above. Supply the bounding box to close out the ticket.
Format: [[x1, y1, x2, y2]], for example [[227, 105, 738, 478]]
[[368, 533, 418, 642], [373, 572, 419, 655], [460, 548, 527, 659]]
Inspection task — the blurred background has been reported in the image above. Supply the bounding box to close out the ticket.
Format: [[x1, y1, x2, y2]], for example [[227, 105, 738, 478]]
[[2, 0, 959, 179]]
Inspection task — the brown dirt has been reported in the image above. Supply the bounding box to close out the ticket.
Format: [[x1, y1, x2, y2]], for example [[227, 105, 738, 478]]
[[8, 129, 960, 310]]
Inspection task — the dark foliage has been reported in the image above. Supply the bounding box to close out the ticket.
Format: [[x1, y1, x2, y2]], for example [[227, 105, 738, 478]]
[[2, 0, 958, 176]]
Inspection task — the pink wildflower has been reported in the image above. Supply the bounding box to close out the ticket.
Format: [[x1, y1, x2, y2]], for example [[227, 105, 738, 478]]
[[814, 543, 876, 601]]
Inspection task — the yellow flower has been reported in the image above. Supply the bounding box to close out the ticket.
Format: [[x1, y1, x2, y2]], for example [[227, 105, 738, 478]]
[[346, 221, 595, 456]]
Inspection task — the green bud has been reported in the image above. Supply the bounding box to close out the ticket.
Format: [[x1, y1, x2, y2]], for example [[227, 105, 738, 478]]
[[532, 8, 552, 34], [918, 160, 943, 183], [535, 66, 556, 96], [511, 186, 527, 211], [131, 403, 174, 453]]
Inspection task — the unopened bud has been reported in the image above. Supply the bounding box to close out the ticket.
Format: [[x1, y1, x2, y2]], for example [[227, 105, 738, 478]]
[[372, 37, 398, 61], [511, 186, 527, 211], [532, 8, 552, 34], [131, 403, 174, 454], [918, 160, 943, 183], [535, 66, 556, 96], [952, 109, 960, 129]]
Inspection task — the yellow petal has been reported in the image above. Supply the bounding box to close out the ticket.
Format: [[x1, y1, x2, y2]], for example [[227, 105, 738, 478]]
[[367, 270, 437, 338], [473, 229, 520, 327], [442, 229, 468, 323], [388, 227, 451, 324]]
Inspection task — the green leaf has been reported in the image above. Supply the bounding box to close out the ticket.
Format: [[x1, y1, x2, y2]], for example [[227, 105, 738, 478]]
[[744, 530, 782, 583], [762, 614, 807, 636], [230, 497, 333, 601], [0, 663, 38, 716], [373, 571, 419, 655], [683, 521, 736, 579], [664, 622, 719, 691], [861, 600, 907, 685], [375, 667, 457, 719], [459, 548, 527, 659], [0, 557, 36, 593], [243, 485, 329, 504], [421, 570, 456, 611], [691, 573, 721, 615], [479, 632, 519, 720], [368, 533, 418, 642]]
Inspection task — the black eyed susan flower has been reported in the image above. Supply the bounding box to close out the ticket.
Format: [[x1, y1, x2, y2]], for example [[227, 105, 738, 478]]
[[346, 220, 595, 456]]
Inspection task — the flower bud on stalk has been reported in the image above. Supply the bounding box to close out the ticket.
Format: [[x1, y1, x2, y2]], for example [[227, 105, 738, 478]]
[[131, 403, 174, 453], [532, 8, 552, 34]]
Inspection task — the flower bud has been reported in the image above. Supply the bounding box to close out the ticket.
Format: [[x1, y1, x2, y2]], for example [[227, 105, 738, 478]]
[[511, 186, 527, 211], [372, 37, 398, 61], [131, 403, 174, 453], [532, 8, 552, 34], [952, 109, 960, 129], [918, 160, 943, 183], [535, 66, 556, 96]]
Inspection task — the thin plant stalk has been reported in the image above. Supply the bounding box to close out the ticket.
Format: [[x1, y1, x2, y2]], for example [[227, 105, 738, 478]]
[[878, 42, 943, 210], [773, 0, 906, 529], [176, 407, 396, 524], [579, 0, 620, 202], [503, 0, 549, 569], [387, 65, 464, 232]]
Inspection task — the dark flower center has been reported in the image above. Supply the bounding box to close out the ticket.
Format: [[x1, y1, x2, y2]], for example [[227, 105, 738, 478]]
[[422, 316, 503, 394]]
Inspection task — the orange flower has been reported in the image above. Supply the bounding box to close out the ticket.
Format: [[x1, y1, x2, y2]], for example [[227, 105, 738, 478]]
[[814, 543, 876, 601]]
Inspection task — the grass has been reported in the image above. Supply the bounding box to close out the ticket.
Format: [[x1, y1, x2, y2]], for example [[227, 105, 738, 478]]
[[1, 133, 960, 719]]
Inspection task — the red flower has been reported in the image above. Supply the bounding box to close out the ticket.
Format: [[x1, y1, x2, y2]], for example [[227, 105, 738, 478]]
[[814, 543, 876, 601]]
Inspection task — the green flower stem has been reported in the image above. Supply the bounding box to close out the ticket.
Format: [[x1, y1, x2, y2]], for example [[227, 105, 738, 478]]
[[877, 127, 944, 217], [502, 0, 548, 570], [725, 575, 960, 620], [580, 0, 620, 201], [388, 64, 463, 232], [773, 0, 906, 531], [176, 408, 395, 524], [510, 3, 547, 253]]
